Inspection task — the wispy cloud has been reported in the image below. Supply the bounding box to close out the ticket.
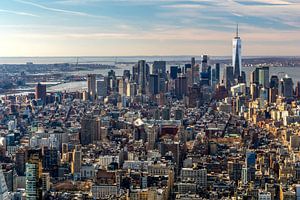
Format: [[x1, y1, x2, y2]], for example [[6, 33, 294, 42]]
[[14, 0, 101, 17], [0, 9, 38, 17]]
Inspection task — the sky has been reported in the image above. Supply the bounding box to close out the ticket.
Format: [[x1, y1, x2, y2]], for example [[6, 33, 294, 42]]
[[0, 0, 299, 57]]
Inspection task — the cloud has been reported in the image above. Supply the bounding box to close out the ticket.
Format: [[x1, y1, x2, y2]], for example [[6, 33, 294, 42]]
[[14, 0, 101, 17], [0, 9, 38, 17]]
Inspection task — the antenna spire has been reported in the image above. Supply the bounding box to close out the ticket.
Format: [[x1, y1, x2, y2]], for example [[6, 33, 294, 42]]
[[236, 23, 239, 37]]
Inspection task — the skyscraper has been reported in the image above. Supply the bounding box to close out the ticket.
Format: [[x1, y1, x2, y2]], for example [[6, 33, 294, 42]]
[[97, 78, 108, 98], [258, 67, 270, 88], [149, 74, 159, 95], [270, 75, 279, 89], [80, 114, 101, 145], [175, 75, 188, 99], [0, 168, 9, 200], [152, 61, 166, 79], [223, 66, 234, 89], [137, 60, 149, 94], [281, 75, 294, 98], [215, 63, 220, 83], [170, 66, 179, 80], [35, 82, 46, 103], [201, 55, 209, 72], [233, 24, 242, 79], [26, 149, 43, 200], [71, 145, 82, 179], [87, 74, 96, 101]]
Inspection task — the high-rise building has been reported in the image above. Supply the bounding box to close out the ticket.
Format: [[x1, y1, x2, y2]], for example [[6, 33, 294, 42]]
[[201, 55, 209, 72], [175, 76, 188, 99], [281, 75, 294, 98], [96, 78, 108, 98], [258, 67, 270, 88], [35, 82, 46, 102], [71, 145, 82, 179], [41, 173, 50, 194], [152, 61, 166, 79], [16, 147, 27, 176], [170, 66, 179, 80], [137, 60, 149, 94], [269, 88, 278, 103], [0, 168, 9, 200], [42, 146, 59, 177], [296, 82, 300, 98], [215, 63, 220, 83], [80, 115, 101, 145], [233, 24, 242, 79], [251, 68, 260, 84], [270, 75, 279, 89], [246, 151, 256, 168], [87, 74, 97, 101], [26, 149, 43, 200], [149, 74, 159, 95], [223, 66, 234, 89]]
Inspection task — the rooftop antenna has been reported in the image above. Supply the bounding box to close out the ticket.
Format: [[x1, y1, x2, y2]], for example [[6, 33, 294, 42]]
[[236, 23, 239, 38]]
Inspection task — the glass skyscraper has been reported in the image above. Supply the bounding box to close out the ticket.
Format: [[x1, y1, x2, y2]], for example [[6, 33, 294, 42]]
[[233, 24, 242, 79]]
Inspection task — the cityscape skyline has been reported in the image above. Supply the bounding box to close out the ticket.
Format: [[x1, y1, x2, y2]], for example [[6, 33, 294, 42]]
[[0, 0, 299, 57]]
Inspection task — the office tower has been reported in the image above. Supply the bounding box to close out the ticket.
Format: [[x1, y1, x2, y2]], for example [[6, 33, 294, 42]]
[[192, 64, 200, 84], [241, 167, 248, 185], [16, 148, 27, 176], [282, 75, 294, 98], [241, 71, 246, 84], [80, 115, 101, 145], [132, 64, 139, 84], [233, 24, 242, 79], [246, 151, 256, 168], [170, 66, 179, 80], [152, 61, 166, 79], [159, 77, 166, 93], [175, 76, 188, 99], [123, 70, 131, 80], [87, 74, 96, 101], [228, 160, 242, 181], [296, 82, 300, 98], [211, 68, 216, 86], [42, 146, 59, 177], [201, 55, 209, 72], [258, 67, 270, 88], [41, 173, 50, 194], [71, 145, 82, 178], [223, 66, 234, 89], [191, 57, 195, 67], [186, 68, 193, 87], [0, 168, 9, 200], [269, 88, 278, 103], [26, 149, 43, 200], [251, 68, 260, 84], [35, 82, 46, 102], [149, 74, 159, 95], [117, 78, 125, 96], [96, 78, 108, 98], [270, 75, 279, 89], [184, 64, 192, 73], [137, 60, 149, 94], [215, 63, 220, 83], [188, 84, 202, 108], [162, 107, 170, 120], [259, 87, 268, 107]]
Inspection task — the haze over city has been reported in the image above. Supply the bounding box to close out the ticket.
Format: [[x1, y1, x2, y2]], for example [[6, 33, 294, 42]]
[[0, 0, 299, 56]]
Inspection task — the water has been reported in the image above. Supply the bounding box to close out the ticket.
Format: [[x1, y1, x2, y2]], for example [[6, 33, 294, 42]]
[[1, 56, 300, 95]]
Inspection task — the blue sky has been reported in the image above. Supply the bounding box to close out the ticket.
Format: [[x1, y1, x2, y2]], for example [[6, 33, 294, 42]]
[[0, 0, 299, 56]]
